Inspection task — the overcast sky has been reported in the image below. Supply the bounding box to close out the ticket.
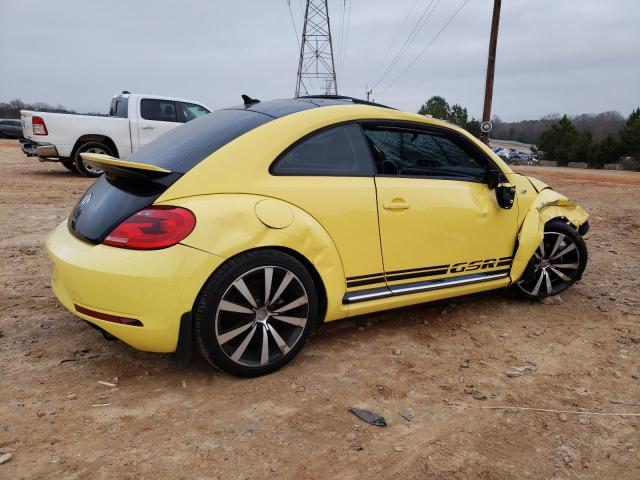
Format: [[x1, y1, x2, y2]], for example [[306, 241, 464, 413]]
[[0, 0, 638, 121]]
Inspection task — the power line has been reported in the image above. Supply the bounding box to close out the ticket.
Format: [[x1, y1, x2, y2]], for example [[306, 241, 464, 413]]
[[370, 0, 421, 84], [371, 0, 440, 91], [378, 0, 471, 97], [338, 0, 352, 80], [335, 0, 347, 77], [286, 0, 301, 49]]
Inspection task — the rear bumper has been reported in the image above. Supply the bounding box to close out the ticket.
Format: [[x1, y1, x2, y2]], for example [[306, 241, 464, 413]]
[[46, 221, 225, 352], [21, 139, 59, 159]]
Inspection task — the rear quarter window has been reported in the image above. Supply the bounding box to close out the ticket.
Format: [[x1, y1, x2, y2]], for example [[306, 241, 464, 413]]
[[127, 109, 272, 173], [271, 124, 374, 176]]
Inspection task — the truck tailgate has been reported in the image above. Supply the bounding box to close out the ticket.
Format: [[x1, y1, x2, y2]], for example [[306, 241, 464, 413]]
[[20, 111, 33, 140]]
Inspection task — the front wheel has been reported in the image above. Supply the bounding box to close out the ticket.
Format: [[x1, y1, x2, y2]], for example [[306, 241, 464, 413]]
[[514, 220, 587, 299], [195, 250, 318, 377]]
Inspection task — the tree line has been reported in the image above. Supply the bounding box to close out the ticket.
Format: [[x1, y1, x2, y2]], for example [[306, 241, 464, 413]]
[[536, 110, 639, 169], [0, 99, 106, 118], [491, 111, 626, 144], [417, 96, 640, 169], [0, 99, 77, 118]]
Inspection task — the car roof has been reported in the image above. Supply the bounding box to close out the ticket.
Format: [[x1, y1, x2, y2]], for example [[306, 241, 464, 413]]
[[222, 96, 394, 119], [111, 93, 210, 108]]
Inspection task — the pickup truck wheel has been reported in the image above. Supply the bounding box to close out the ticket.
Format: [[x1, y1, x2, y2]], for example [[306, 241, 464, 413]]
[[73, 142, 112, 177], [60, 158, 77, 172]]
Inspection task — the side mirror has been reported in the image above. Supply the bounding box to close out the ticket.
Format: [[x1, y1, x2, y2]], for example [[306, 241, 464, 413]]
[[496, 185, 516, 209], [486, 170, 501, 190]]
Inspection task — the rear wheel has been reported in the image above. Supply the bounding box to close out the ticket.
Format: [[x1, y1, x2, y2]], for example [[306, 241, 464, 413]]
[[73, 142, 112, 177], [515, 220, 587, 299], [60, 158, 77, 172], [195, 250, 318, 377]]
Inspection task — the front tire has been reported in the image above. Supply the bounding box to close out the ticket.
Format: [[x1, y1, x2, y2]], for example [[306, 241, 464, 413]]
[[514, 220, 587, 299], [72, 142, 113, 177], [195, 250, 318, 377]]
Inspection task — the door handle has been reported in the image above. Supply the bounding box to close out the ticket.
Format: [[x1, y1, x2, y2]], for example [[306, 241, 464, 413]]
[[141, 125, 154, 130], [383, 199, 410, 210]]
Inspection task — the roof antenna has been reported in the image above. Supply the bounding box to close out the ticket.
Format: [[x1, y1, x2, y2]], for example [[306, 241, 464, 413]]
[[241, 94, 260, 106]]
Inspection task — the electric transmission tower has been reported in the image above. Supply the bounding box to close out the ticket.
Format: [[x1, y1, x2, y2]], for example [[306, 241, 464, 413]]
[[295, 0, 338, 97]]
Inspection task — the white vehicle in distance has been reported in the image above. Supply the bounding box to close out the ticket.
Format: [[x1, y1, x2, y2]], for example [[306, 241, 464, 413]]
[[20, 92, 211, 176]]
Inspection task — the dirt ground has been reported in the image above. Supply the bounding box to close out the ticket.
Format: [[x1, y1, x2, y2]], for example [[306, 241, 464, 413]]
[[1, 139, 639, 480]]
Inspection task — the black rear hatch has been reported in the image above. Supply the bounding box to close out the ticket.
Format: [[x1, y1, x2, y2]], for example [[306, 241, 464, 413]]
[[69, 108, 274, 244]]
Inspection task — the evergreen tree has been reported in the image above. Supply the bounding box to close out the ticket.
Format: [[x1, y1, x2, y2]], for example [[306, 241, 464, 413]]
[[619, 107, 640, 157], [449, 104, 469, 127], [591, 135, 620, 168], [418, 96, 450, 120], [569, 131, 593, 165], [537, 115, 579, 166], [416, 96, 481, 139]]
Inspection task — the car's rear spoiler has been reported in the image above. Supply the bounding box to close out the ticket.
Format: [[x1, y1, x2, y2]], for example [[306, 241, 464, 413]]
[[80, 153, 171, 173], [80, 153, 180, 190]]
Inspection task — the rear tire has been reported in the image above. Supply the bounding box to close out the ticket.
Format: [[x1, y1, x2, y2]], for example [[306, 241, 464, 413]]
[[73, 142, 113, 177], [514, 220, 587, 299], [195, 250, 318, 377], [60, 158, 77, 172]]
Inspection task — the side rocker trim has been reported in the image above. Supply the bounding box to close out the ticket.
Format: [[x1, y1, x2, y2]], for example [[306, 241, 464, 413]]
[[342, 270, 510, 304]]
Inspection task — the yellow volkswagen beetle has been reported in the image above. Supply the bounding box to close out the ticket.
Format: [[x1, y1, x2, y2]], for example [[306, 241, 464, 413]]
[[47, 96, 589, 376]]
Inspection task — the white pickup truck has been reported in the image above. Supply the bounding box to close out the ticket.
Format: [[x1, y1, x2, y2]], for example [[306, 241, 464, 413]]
[[20, 92, 211, 176]]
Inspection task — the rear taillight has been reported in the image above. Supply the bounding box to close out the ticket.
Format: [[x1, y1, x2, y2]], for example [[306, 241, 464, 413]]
[[102, 206, 195, 250], [32, 116, 48, 135]]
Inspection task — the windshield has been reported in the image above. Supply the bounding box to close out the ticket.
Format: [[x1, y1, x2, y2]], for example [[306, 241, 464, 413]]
[[126, 109, 273, 173]]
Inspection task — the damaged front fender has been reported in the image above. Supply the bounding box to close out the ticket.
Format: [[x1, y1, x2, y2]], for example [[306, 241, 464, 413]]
[[511, 189, 589, 283]]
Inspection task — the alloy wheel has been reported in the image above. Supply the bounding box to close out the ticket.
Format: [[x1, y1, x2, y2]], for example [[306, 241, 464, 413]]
[[82, 147, 106, 175], [214, 266, 309, 367], [517, 231, 581, 297]]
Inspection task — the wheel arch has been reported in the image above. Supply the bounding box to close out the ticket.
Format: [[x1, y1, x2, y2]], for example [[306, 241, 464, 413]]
[[191, 246, 329, 325], [71, 134, 119, 159], [171, 194, 349, 322], [510, 189, 589, 283]]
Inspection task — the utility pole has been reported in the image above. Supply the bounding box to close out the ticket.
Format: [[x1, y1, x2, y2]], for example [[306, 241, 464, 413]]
[[365, 85, 372, 102], [480, 0, 501, 144], [295, 0, 338, 97]]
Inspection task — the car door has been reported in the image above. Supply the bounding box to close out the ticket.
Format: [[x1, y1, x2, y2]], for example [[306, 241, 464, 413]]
[[363, 123, 519, 291], [137, 98, 181, 148], [268, 124, 385, 291]]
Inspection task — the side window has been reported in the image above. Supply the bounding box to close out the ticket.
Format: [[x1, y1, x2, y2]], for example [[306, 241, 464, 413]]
[[140, 99, 178, 122], [272, 124, 374, 176], [363, 127, 487, 180], [179, 102, 210, 122], [110, 98, 128, 118]]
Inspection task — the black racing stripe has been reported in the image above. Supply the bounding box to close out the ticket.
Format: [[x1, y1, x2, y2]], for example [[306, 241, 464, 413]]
[[385, 264, 450, 276], [498, 256, 513, 261], [346, 272, 385, 281], [346, 277, 386, 288], [496, 260, 512, 267], [385, 269, 449, 283]]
